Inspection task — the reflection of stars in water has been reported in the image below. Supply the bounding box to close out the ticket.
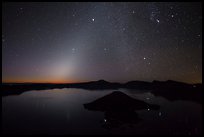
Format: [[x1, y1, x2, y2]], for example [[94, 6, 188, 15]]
[[104, 119, 107, 122]]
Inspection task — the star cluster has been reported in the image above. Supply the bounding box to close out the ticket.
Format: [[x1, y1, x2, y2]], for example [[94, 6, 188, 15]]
[[2, 2, 202, 83]]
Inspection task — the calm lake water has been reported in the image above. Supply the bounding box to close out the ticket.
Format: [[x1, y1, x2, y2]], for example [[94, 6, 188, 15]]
[[2, 88, 202, 135]]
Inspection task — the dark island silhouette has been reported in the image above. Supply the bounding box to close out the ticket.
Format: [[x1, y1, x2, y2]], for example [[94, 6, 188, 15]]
[[84, 91, 159, 129], [84, 91, 160, 111], [2, 79, 202, 104]]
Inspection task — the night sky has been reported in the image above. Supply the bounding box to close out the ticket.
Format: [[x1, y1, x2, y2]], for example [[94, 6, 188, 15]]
[[2, 2, 202, 84]]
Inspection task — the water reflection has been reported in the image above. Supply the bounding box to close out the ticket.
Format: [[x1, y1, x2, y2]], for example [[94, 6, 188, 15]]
[[2, 88, 202, 135], [101, 111, 140, 129]]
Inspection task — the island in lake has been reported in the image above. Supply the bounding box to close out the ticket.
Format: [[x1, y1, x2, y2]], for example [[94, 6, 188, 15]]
[[2, 79, 202, 104]]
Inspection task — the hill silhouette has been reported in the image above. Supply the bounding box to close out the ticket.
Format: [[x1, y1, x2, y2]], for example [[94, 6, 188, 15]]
[[84, 91, 160, 111], [2, 79, 202, 104], [84, 91, 160, 129]]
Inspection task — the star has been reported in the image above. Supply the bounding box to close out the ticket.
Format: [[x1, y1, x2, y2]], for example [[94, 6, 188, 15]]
[[2, 2, 202, 85], [71, 48, 76, 53], [104, 48, 109, 52]]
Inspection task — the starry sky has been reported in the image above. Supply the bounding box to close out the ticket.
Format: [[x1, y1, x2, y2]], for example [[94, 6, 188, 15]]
[[2, 2, 202, 84]]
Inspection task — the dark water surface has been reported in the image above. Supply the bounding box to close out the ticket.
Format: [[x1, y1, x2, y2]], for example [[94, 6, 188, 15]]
[[2, 88, 202, 135]]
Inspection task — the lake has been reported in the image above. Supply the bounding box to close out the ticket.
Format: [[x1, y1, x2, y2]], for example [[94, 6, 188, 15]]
[[2, 88, 202, 135]]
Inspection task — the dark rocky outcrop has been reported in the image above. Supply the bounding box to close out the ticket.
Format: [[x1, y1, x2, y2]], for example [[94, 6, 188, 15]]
[[83, 91, 160, 129], [84, 91, 160, 111]]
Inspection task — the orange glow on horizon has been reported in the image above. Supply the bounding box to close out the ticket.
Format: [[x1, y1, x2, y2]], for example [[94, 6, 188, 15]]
[[2, 77, 202, 84], [2, 78, 82, 84]]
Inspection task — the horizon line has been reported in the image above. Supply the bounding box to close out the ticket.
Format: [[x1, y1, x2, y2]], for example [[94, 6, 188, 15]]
[[2, 79, 202, 85]]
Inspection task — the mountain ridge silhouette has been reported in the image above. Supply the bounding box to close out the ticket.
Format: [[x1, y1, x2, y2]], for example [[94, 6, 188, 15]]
[[2, 79, 202, 104]]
